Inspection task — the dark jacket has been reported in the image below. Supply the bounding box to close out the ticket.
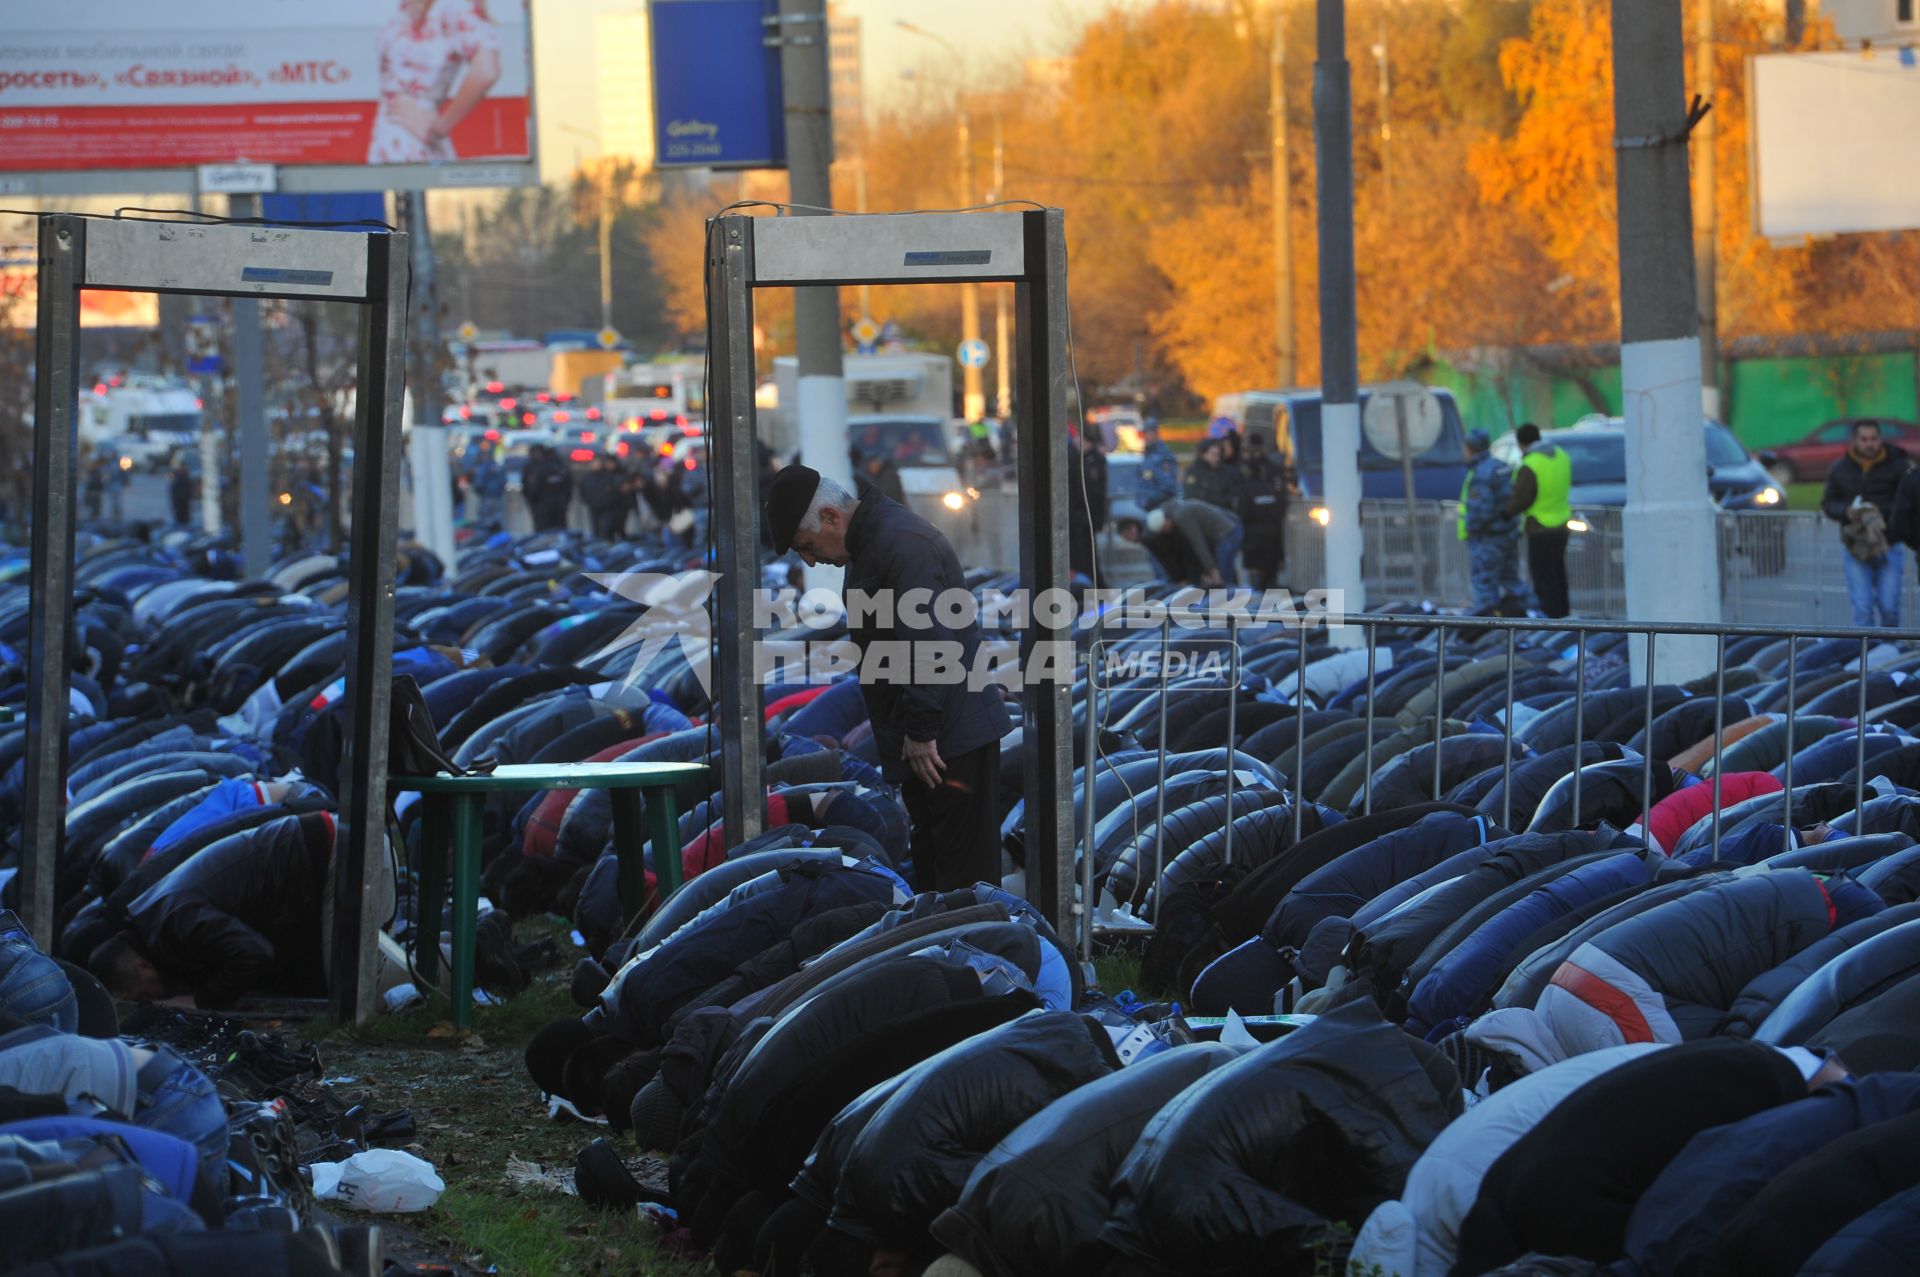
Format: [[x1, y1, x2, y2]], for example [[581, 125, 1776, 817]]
[[860, 458, 907, 506], [1823, 445, 1913, 529], [1708, 1105, 1920, 1277], [1453, 1039, 1807, 1274], [933, 1042, 1241, 1277], [1240, 451, 1288, 528], [123, 811, 335, 1004], [1620, 1073, 1920, 1277], [1100, 1000, 1462, 1276], [636, 476, 686, 531], [1799, 1183, 1920, 1277], [1720, 899, 1920, 1038], [522, 455, 572, 523], [1068, 447, 1108, 535], [577, 465, 630, 517], [842, 491, 1011, 775], [831, 1009, 1121, 1246], [1144, 499, 1240, 582], [1183, 457, 1241, 511]]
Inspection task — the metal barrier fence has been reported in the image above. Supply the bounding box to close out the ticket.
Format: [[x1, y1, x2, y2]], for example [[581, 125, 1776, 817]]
[[1087, 499, 1908, 629], [1077, 603, 1920, 960]]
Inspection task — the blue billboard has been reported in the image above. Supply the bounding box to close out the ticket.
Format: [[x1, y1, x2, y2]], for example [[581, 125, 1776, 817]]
[[650, 0, 787, 170]]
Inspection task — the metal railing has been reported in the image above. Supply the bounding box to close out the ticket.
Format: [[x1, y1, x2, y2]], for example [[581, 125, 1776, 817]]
[[1077, 601, 1920, 958], [1083, 498, 1908, 629]]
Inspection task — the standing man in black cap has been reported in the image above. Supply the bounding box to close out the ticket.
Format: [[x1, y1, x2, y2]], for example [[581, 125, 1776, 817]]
[[763, 464, 1011, 890]]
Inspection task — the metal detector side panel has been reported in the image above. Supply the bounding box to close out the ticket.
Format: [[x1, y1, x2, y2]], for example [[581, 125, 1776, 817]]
[[81, 218, 374, 301], [751, 211, 1027, 286]]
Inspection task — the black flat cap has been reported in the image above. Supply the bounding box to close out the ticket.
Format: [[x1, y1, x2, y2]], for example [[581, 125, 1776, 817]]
[[763, 464, 821, 554]]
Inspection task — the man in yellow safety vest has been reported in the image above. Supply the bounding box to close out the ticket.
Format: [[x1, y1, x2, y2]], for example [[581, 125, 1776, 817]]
[[1504, 422, 1574, 618]]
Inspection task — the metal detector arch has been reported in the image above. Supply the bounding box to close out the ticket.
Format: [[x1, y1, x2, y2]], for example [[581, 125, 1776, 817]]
[[706, 208, 1075, 931], [26, 213, 408, 1022]]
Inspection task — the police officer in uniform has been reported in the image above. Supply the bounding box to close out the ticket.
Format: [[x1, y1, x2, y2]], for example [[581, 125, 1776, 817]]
[[1458, 429, 1528, 615], [1504, 422, 1574, 618]]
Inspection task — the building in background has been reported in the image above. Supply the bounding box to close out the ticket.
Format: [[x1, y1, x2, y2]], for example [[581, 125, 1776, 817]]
[[595, 9, 657, 169], [829, 2, 865, 154], [1820, 0, 1920, 43]]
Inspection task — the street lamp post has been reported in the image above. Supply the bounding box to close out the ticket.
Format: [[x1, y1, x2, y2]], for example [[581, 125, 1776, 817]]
[[898, 20, 986, 422], [557, 122, 615, 335], [1270, 0, 1296, 389]]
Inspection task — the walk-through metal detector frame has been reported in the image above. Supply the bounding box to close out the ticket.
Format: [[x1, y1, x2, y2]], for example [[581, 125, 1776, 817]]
[[27, 214, 408, 1023], [707, 209, 1076, 932]]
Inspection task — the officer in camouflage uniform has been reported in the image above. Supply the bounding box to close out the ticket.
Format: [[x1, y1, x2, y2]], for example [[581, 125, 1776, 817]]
[[1459, 429, 1529, 615]]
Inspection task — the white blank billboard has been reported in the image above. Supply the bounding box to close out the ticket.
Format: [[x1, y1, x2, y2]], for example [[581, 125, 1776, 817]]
[[1751, 51, 1920, 238]]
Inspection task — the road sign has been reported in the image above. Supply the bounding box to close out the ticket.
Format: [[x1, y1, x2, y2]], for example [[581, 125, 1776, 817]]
[[958, 339, 991, 369], [1362, 382, 1444, 459], [597, 327, 622, 350], [851, 316, 880, 346], [197, 163, 278, 195], [186, 315, 222, 376], [456, 321, 479, 343]]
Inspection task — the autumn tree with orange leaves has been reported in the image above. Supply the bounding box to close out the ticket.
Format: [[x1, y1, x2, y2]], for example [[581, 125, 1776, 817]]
[[624, 0, 1919, 413]]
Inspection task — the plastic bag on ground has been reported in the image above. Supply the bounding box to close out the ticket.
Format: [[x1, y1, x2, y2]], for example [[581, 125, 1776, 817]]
[[310, 1148, 446, 1213]]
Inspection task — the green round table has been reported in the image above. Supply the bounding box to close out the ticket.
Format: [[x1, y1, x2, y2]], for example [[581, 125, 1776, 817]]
[[395, 760, 711, 1027]]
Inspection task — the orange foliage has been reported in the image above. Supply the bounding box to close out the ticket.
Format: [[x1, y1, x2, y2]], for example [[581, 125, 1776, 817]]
[[632, 0, 1917, 409]]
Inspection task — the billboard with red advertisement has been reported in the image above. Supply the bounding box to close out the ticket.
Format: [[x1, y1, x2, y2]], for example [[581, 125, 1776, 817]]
[[0, 0, 534, 192]]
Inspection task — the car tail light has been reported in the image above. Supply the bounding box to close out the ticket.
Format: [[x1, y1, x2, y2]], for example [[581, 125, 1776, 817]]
[[486, 381, 503, 393], [585, 407, 602, 421], [650, 408, 668, 421], [92, 383, 107, 396], [522, 412, 536, 426], [616, 441, 630, 457], [579, 431, 594, 442], [459, 405, 472, 420], [536, 392, 551, 403], [484, 429, 500, 442], [554, 411, 571, 424], [683, 422, 703, 435], [499, 397, 517, 410], [570, 448, 595, 462]]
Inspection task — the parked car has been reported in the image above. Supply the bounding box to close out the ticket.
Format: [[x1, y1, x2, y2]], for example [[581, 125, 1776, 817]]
[[1488, 416, 1787, 511], [1764, 417, 1919, 485]]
